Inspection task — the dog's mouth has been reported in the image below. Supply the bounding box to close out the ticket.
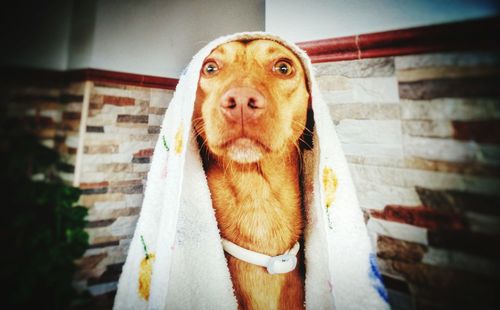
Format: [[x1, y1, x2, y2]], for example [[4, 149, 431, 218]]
[[218, 137, 271, 164]]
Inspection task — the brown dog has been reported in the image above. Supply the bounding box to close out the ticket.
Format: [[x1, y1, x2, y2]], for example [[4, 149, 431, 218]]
[[192, 39, 310, 310]]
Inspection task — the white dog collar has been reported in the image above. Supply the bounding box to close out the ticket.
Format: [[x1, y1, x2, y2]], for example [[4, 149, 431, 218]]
[[221, 238, 300, 274]]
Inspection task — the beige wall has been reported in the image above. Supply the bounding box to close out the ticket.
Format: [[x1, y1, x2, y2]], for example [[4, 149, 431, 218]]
[[2, 0, 265, 77], [84, 0, 265, 77], [265, 0, 499, 42]]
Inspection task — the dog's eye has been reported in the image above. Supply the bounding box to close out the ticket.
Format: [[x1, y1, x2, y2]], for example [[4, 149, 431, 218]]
[[273, 60, 293, 76], [203, 61, 219, 75]]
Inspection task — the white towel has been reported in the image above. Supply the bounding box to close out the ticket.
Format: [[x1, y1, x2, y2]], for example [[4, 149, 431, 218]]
[[113, 32, 390, 310]]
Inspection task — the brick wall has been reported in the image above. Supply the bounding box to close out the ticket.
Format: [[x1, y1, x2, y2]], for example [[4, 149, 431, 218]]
[[2, 75, 174, 306], [315, 52, 500, 309], [73, 82, 173, 299], [3, 78, 86, 183]]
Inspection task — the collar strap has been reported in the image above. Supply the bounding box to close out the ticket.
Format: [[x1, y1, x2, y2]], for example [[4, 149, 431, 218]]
[[221, 238, 300, 274]]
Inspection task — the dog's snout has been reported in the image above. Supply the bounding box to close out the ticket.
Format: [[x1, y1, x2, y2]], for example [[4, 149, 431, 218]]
[[221, 87, 266, 122]]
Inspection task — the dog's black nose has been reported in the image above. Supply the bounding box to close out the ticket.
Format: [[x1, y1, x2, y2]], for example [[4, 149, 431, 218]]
[[221, 87, 266, 122]]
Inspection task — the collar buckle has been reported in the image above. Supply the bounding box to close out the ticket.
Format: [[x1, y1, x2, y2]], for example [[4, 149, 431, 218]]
[[267, 253, 297, 274]]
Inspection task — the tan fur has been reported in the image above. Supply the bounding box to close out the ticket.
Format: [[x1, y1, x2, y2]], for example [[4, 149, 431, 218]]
[[193, 40, 310, 310]]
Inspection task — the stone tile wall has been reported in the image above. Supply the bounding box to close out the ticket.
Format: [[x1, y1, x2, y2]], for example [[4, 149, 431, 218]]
[[3, 80, 86, 183], [73, 82, 173, 298], [315, 52, 500, 309]]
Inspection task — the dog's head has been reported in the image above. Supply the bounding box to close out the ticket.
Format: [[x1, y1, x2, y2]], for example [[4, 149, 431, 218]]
[[193, 39, 311, 164]]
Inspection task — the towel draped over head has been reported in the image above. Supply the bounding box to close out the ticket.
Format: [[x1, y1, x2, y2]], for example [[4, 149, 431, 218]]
[[113, 32, 390, 310]]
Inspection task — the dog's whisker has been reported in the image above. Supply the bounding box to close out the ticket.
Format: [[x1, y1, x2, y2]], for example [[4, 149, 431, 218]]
[[291, 119, 313, 136], [293, 141, 304, 172]]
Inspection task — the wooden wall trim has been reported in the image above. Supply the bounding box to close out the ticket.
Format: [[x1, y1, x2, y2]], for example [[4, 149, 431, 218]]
[[66, 69, 179, 90], [2, 67, 179, 90], [297, 17, 500, 63]]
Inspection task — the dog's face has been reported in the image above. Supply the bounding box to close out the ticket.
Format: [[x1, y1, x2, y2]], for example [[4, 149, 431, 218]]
[[193, 39, 310, 164]]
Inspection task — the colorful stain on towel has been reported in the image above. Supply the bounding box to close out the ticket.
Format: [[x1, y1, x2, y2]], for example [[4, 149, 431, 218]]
[[161, 135, 170, 179], [322, 166, 338, 229], [322, 166, 338, 208], [322, 166, 338, 228], [162, 135, 170, 152], [175, 123, 184, 154], [369, 253, 389, 303], [138, 235, 156, 301]]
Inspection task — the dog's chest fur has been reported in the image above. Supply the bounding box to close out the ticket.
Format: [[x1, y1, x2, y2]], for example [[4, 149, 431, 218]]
[[205, 152, 305, 309]]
